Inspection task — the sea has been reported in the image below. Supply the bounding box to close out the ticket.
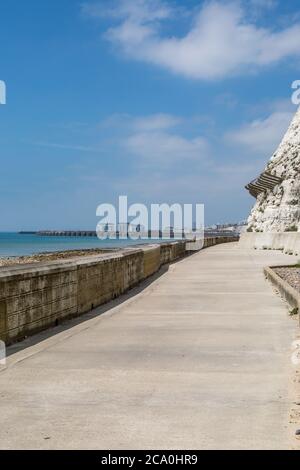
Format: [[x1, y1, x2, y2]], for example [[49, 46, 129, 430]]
[[0, 232, 159, 258]]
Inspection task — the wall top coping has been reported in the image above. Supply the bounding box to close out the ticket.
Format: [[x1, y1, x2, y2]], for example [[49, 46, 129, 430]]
[[0, 241, 187, 282]]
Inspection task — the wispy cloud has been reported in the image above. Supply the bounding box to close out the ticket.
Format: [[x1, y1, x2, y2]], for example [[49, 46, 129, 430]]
[[83, 0, 300, 80], [99, 112, 181, 131], [248, 0, 277, 11], [97, 112, 210, 166], [35, 106, 296, 221], [34, 141, 103, 153], [82, 0, 172, 22], [125, 130, 209, 166], [132, 113, 181, 131], [225, 110, 294, 155], [244, 0, 279, 20]]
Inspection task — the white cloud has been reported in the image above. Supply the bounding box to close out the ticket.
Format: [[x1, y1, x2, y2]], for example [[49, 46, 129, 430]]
[[99, 112, 180, 131], [125, 130, 209, 165], [84, 0, 300, 80], [98, 112, 210, 166], [132, 113, 181, 131], [225, 110, 293, 155]]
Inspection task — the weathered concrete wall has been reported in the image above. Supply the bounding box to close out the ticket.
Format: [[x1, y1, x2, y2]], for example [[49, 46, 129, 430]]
[[264, 266, 300, 315], [0, 238, 236, 345], [204, 236, 239, 248], [239, 232, 300, 256], [0, 263, 78, 344], [142, 245, 161, 279]]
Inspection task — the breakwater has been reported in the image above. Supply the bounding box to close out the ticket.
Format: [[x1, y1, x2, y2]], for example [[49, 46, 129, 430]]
[[36, 231, 98, 237], [0, 237, 237, 345], [24, 230, 177, 238]]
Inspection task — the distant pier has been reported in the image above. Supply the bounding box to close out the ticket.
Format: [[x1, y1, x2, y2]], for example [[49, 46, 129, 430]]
[[37, 230, 98, 237], [20, 230, 163, 238], [35, 230, 166, 238], [19, 230, 240, 239], [19, 231, 38, 235]]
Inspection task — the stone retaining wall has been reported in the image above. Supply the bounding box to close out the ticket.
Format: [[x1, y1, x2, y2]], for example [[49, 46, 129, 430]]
[[0, 238, 237, 345]]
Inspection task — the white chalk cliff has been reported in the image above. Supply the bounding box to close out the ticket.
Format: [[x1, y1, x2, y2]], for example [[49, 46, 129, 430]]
[[246, 106, 300, 233]]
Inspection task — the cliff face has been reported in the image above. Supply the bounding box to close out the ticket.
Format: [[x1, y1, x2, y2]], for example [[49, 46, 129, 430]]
[[247, 107, 300, 233]]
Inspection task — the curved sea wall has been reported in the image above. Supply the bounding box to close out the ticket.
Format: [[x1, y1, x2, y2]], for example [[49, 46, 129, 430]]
[[0, 237, 237, 345]]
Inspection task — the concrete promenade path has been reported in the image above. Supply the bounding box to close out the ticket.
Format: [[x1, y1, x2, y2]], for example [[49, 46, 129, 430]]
[[0, 243, 298, 449]]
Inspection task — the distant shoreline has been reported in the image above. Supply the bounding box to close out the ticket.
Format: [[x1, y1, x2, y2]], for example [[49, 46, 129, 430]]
[[0, 232, 158, 259], [0, 247, 115, 268]]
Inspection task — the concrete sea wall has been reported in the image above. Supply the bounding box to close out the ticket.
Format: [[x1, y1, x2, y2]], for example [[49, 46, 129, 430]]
[[264, 266, 300, 315], [0, 237, 236, 345], [239, 232, 300, 256]]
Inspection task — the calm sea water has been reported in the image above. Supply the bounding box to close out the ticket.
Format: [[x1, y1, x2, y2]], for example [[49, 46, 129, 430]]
[[0, 233, 159, 258]]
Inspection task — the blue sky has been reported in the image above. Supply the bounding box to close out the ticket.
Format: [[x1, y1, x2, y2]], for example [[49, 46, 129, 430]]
[[1, 0, 300, 230]]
